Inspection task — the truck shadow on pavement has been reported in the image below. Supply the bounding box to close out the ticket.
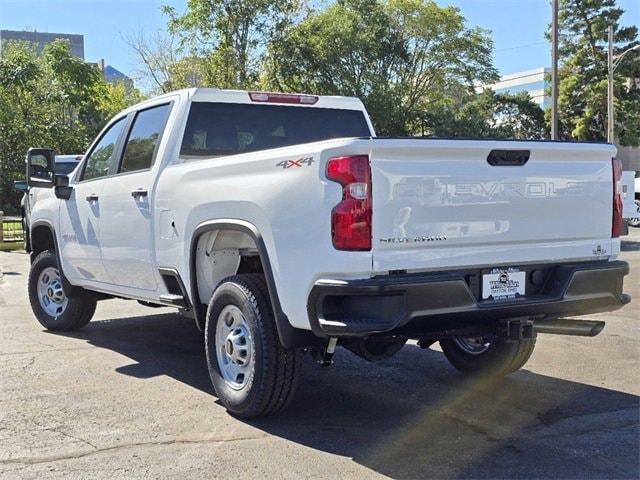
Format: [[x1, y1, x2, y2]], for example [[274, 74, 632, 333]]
[[57, 312, 640, 480]]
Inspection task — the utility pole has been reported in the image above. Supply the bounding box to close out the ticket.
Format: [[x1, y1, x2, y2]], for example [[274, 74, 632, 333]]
[[551, 0, 559, 140], [607, 25, 614, 143]]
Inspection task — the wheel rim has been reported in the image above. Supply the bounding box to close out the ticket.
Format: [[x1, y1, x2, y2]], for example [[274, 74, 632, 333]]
[[37, 267, 68, 318], [215, 305, 254, 390], [453, 336, 492, 355]]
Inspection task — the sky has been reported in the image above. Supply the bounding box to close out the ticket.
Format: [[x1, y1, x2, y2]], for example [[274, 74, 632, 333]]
[[1, 0, 639, 81]]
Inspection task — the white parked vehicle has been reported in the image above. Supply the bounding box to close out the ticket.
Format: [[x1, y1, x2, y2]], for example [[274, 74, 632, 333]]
[[14, 154, 82, 250], [623, 172, 640, 228], [25, 89, 630, 418]]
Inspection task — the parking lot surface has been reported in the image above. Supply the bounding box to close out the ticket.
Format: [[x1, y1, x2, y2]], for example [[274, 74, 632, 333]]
[[1, 231, 639, 479]]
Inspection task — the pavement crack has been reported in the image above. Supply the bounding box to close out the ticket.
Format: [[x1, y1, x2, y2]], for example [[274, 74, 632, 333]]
[[0, 434, 268, 465], [48, 427, 98, 450], [440, 412, 503, 442]]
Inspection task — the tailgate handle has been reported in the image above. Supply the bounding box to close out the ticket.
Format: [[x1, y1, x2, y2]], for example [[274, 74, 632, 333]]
[[487, 150, 530, 166]]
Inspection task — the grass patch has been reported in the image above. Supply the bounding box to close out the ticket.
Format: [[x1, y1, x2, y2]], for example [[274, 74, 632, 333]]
[[0, 242, 23, 251]]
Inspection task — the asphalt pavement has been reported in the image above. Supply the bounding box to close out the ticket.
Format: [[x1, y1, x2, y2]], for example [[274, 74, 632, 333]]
[[1, 231, 639, 479]]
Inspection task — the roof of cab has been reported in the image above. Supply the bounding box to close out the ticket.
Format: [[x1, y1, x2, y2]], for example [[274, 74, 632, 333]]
[[189, 88, 366, 111], [121, 87, 366, 115]]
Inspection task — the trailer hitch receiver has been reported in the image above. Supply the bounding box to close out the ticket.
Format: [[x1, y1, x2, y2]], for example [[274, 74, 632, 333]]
[[499, 319, 536, 341]]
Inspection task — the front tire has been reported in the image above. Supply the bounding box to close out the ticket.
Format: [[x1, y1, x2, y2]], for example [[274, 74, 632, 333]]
[[22, 216, 31, 251], [28, 250, 97, 331], [440, 335, 536, 376], [205, 274, 301, 418]]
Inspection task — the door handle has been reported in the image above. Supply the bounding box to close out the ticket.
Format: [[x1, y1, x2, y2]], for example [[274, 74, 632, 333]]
[[85, 194, 99, 202], [131, 189, 148, 199]]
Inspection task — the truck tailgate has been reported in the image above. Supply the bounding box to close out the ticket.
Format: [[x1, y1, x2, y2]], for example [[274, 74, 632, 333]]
[[369, 139, 617, 273]]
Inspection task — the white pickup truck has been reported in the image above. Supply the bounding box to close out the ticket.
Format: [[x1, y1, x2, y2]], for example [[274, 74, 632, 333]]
[[25, 88, 630, 418]]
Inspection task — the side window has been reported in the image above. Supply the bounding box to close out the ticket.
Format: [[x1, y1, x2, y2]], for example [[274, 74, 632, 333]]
[[82, 118, 126, 181], [120, 104, 171, 173]]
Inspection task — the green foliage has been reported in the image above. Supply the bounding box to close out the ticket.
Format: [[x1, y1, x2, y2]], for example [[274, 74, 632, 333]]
[[151, 0, 546, 139], [424, 89, 546, 139], [0, 40, 142, 214], [553, 0, 639, 145], [264, 0, 498, 135], [163, 0, 302, 88]]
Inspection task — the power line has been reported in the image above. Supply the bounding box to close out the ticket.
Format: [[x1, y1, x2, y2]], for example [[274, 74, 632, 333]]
[[495, 41, 548, 52]]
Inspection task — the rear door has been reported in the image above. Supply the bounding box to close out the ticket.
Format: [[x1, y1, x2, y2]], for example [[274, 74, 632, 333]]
[[369, 139, 616, 273], [98, 103, 172, 291]]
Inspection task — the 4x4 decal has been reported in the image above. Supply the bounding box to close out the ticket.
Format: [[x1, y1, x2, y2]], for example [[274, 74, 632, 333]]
[[276, 157, 314, 169]]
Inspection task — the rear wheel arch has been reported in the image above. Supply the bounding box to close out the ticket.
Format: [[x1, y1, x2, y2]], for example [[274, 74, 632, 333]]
[[189, 220, 318, 349]]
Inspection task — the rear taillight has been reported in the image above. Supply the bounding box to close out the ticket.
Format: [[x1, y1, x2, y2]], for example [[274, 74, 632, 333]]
[[326, 155, 372, 251], [612, 157, 623, 237]]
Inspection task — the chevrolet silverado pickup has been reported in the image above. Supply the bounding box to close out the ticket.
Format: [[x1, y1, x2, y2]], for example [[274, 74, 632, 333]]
[[25, 88, 630, 418]]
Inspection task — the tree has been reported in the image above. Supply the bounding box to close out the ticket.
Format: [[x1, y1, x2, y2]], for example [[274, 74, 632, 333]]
[[423, 89, 546, 139], [0, 40, 141, 214], [125, 30, 185, 94], [125, 30, 205, 94], [553, 0, 640, 146], [490, 92, 547, 139], [264, 0, 497, 135], [162, 0, 302, 89]]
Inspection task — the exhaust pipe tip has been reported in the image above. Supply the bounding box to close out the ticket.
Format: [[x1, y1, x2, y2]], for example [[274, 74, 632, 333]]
[[534, 319, 606, 337]]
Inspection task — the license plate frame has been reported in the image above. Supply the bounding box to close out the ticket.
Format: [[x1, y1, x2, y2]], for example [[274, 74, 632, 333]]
[[482, 268, 526, 300]]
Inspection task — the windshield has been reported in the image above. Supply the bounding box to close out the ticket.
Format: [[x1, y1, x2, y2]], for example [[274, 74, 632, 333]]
[[180, 102, 371, 159], [54, 162, 79, 175]]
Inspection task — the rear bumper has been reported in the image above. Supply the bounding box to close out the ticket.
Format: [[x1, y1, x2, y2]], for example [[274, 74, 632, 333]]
[[307, 260, 630, 337]]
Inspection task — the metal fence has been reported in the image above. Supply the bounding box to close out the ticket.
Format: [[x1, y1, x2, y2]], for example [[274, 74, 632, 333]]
[[1, 216, 24, 243]]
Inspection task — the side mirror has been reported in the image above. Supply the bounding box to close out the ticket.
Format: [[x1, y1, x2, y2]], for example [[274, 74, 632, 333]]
[[14, 180, 29, 193], [27, 148, 55, 188], [54, 174, 73, 200]]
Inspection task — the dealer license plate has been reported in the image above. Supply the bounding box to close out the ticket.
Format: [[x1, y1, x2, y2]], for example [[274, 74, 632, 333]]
[[482, 268, 526, 300]]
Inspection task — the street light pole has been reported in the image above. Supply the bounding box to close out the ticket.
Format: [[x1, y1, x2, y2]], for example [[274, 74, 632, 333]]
[[607, 26, 614, 143], [551, 0, 559, 140]]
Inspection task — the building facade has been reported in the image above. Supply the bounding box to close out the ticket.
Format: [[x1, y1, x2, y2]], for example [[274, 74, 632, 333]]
[[477, 68, 551, 109], [1, 29, 134, 93], [480, 68, 637, 171], [0, 29, 84, 59]]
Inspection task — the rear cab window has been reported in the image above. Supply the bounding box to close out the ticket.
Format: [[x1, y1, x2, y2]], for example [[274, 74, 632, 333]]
[[179, 102, 371, 161]]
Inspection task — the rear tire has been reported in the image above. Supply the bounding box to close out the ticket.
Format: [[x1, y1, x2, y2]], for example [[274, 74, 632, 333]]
[[628, 201, 640, 227], [440, 335, 536, 376], [28, 250, 97, 331], [205, 274, 301, 418]]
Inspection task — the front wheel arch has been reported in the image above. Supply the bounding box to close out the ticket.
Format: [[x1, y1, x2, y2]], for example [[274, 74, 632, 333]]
[[29, 221, 81, 297]]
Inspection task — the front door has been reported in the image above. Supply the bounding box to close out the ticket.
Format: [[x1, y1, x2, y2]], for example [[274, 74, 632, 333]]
[[99, 103, 172, 292], [58, 117, 127, 283]]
